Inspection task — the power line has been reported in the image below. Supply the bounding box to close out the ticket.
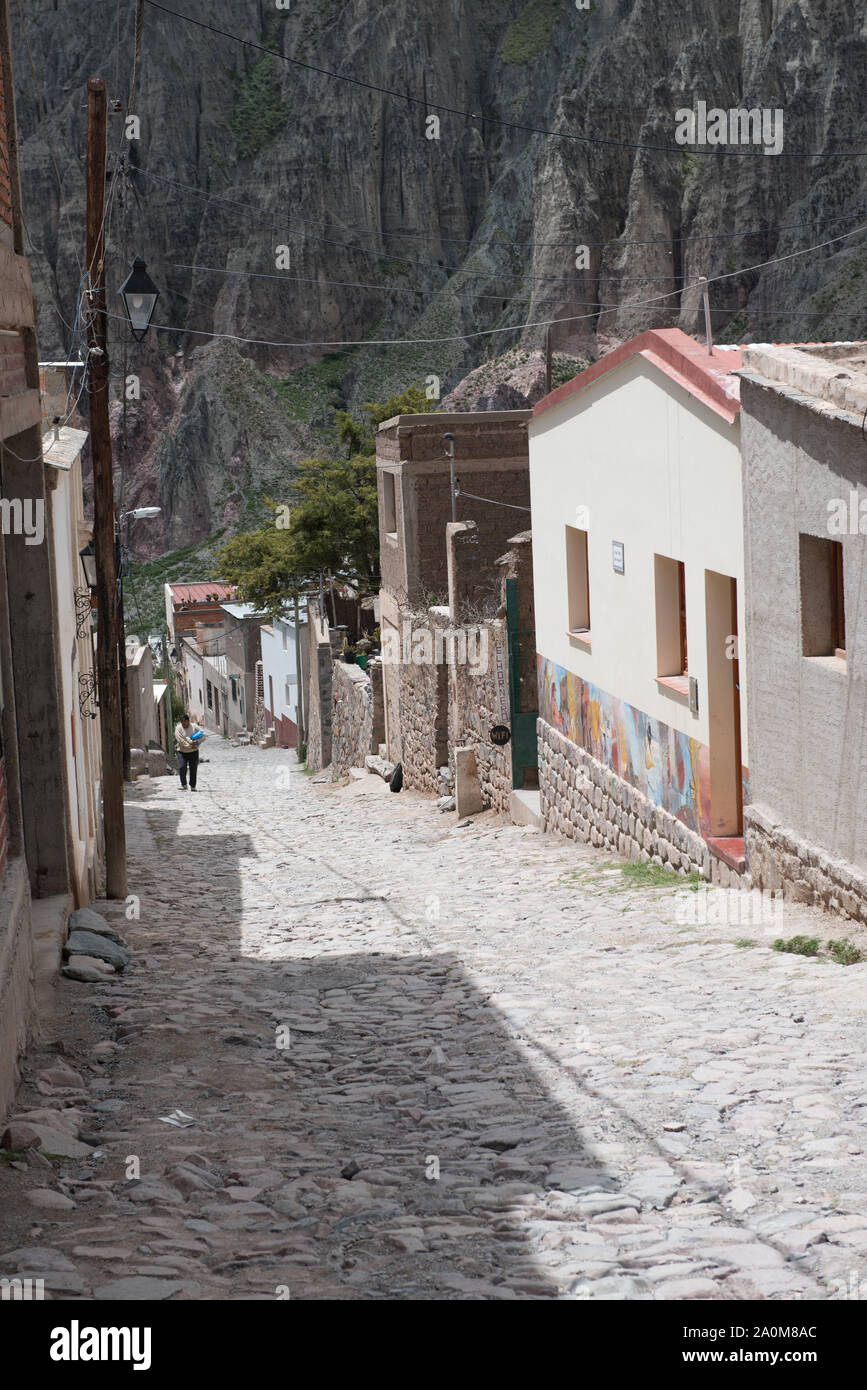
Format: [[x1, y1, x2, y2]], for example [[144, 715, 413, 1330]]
[[142, 0, 867, 161], [99, 218, 867, 349]]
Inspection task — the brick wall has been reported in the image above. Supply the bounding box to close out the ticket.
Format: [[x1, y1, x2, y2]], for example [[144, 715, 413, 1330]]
[[0, 333, 25, 397]]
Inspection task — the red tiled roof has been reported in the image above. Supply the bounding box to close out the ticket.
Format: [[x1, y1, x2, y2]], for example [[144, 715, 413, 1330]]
[[533, 329, 743, 425], [168, 582, 234, 604]]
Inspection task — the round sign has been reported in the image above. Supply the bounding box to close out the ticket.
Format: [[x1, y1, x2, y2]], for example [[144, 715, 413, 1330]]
[[490, 725, 511, 746]]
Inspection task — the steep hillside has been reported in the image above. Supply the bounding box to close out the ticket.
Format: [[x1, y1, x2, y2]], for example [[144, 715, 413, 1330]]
[[13, 0, 867, 551]]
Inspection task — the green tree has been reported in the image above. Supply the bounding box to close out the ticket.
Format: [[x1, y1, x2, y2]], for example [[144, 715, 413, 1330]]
[[213, 384, 434, 614]]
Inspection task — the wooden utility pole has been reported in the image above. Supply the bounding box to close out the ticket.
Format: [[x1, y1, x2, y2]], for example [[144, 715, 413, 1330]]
[[293, 592, 305, 749], [86, 76, 127, 897]]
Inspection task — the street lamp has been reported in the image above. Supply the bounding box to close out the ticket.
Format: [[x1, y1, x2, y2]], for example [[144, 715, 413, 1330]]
[[79, 540, 98, 590], [118, 257, 159, 340], [121, 507, 162, 522]]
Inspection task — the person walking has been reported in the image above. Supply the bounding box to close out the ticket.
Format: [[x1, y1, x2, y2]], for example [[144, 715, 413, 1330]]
[[174, 713, 205, 790]]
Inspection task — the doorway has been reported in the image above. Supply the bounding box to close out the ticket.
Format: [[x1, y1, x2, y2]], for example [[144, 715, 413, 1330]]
[[704, 570, 743, 837]]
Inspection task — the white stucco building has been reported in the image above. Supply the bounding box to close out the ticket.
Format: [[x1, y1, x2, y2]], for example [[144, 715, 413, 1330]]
[[260, 607, 307, 748], [44, 425, 104, 906], [530, 328, 748, 880]]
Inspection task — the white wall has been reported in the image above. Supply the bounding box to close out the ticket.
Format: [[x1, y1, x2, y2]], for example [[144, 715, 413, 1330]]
[[260, 617, 304, 726], [529, 355, 746, 752]]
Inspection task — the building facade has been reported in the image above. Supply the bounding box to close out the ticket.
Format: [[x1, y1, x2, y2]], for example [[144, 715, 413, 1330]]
[[45, 425, 103, 908], [530, 330, 747, 882], [738, 342, 867, 919], [260, 608, 306, 748], [0, 0, 74, 1117], [376, 410, 531, 770]]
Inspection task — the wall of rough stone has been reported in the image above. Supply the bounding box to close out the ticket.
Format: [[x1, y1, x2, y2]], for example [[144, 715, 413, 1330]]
[[395, 634, 442, 795], [450, 621, 512, 815], [539, 718, 747, 888], [746, 803, 867, 924], [304, 599, 333, 770], [331, 660, 377, 780]]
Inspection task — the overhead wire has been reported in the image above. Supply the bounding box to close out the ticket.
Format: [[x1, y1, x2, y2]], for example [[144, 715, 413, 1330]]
[[141, 0, 867, 161], [98, 218, 867, 349]]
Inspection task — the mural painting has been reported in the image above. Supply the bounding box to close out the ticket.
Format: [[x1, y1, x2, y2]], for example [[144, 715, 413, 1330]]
[[538, 654, 712, 837]]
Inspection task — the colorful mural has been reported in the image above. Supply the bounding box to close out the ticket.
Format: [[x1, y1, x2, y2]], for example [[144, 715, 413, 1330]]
[[537, 654, 713, 838]]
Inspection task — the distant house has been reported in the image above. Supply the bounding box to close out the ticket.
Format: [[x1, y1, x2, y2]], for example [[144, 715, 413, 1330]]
[[738, 342, 867, 920], [164, 581, 234, 645], [260, 607, 307, 748], [376, 410, 531, 769], [220, 601, 267, 735], [530, 329, 747, 882]]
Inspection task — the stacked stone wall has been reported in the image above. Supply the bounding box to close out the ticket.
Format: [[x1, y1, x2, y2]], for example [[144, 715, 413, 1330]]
[[331, 661, 375, 780], [539, 719, 748, 887], [746, 804, 867, 924]]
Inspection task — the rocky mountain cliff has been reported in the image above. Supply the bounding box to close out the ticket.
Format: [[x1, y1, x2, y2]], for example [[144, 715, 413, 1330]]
[[13, 0, 867, 557]]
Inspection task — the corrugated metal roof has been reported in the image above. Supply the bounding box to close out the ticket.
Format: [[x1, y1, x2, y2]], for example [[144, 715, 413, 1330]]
[[169, 582, 234, 604]]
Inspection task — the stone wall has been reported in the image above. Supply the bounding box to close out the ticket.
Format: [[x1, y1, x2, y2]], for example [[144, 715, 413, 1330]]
[[746, 803, 867, 924], [538, 718, 747, 887], [304, 598, 333, 770], [450, 622, 512, 815], [331, 660, 377, 780], [395, 632, 442, 795]]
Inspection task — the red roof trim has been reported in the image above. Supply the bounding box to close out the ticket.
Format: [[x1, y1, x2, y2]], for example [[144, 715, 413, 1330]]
[[533, 328, 742, 425]]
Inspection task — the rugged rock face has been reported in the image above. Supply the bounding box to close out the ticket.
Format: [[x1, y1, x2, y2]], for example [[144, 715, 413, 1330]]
[[13, 0, 867, 546]]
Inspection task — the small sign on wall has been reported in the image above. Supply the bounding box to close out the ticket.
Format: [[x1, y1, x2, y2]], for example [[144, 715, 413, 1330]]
[[612, 540, 625, 574], [493, 644, 509, 723]]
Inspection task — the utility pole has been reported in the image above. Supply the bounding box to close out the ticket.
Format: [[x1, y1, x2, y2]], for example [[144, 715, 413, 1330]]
[[117, 525, 131, 779], [698, 275, 713, 355], [86, 75, 127, 897], [293, 592, 305, 749]]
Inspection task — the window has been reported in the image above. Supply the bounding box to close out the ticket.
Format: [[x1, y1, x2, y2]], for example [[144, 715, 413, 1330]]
[[565, 525, 590, 637], [382, 470, 397, 536], [230, 676, 238, 703], [655, 554, 688, 678], [284, 677, 292, 707], [800, 534, 846, 659], [206, 679, 213, 710]]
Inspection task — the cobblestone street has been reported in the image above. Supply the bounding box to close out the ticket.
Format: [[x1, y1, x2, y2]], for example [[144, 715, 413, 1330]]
[[2, 738, 866, 1301]]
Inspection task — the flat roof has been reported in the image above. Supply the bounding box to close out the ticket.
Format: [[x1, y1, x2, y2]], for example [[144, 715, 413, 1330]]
[[377, 409, 531, 431]]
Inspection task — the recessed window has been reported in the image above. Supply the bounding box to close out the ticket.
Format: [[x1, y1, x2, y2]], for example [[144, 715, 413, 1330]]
[[566, 525, 590, 636], [800, 534, 845, 659], [206, 679, 213, 710], [382, 471, 397, 537], [655, 554, 688, 677]]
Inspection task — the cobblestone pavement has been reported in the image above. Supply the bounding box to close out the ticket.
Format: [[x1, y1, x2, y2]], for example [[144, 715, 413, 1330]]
[[2, 738, 867, 1301]]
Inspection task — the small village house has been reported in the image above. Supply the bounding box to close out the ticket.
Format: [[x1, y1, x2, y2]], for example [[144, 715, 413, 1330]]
[[376, 410, 531, 775], [529, 329, 747, 881], [260, 605, 307, 748], [164, 581, 234, 646], [220, 600, 267, 736], [737, 342, 867, 920]]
